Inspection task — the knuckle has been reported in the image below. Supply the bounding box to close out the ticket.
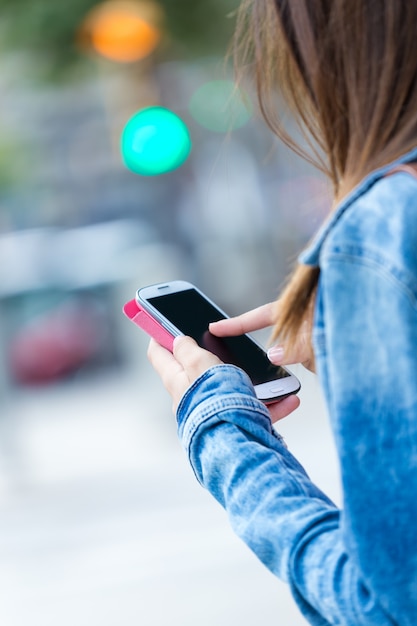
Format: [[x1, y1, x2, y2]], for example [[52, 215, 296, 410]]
[[186, 351, 201, 372]]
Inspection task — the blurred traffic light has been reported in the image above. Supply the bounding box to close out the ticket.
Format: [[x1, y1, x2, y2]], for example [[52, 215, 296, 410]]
[[0, 0, 237, 75], [81, 1, 162, 63], [121, 106, 192, 175]]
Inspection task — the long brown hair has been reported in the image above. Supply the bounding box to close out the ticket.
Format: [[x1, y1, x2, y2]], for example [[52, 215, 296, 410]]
[[234, 0, 417, 347]]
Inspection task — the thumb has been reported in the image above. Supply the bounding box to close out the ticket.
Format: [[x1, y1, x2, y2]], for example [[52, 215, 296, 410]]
[[173, 336, 221, 377]]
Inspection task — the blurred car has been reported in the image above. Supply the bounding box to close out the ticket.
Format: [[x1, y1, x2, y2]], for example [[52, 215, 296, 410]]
[[8, 297, 107, 385]]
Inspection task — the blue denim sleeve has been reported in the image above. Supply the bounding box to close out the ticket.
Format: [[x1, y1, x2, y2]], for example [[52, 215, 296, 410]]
[[176, 365, 395, 625], [316, 249, 417, 626]]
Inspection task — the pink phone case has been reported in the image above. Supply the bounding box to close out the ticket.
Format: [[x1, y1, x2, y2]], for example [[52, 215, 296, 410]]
[[123, 299, 175, 352]]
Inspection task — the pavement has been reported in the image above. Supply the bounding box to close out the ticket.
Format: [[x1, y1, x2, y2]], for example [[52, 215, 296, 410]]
[[0, 346, 341, 626]]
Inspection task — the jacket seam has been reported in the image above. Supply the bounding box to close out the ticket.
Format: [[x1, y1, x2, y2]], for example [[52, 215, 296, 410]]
[[182, 397, 273, 451], [321, 251, 417, 309]]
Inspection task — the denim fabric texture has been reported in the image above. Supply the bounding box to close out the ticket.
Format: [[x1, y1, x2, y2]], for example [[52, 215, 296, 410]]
[[176, 146, 417, 625]]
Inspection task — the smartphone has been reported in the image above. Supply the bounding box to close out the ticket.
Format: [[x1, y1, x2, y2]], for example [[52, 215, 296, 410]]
[[133, 280, 300, 403]]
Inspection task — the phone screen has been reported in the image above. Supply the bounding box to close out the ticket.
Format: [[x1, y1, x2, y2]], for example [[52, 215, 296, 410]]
[[147, 288, 290, 385]]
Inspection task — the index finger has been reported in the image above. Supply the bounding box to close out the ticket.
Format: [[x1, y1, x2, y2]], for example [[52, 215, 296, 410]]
[[209, 302, 276, 337]]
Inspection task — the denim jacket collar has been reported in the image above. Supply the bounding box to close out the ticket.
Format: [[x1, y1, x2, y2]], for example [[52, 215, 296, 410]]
[[299, 145, 417, 266]]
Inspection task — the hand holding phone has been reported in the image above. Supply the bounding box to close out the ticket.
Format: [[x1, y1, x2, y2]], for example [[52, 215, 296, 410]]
[[124, 280, 301, 404]]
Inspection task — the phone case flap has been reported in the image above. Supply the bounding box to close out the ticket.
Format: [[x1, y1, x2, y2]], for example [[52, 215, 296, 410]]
[[123, 299, 174, 352]]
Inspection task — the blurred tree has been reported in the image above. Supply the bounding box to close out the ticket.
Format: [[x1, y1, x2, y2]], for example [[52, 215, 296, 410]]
[[0, 0, 238, 78]]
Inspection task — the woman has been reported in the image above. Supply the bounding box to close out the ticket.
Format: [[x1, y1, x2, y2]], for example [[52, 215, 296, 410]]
[[148, 1, 417, 624]]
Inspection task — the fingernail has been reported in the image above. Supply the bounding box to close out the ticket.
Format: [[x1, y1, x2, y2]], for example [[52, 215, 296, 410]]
[[267, 346, 284, 363]]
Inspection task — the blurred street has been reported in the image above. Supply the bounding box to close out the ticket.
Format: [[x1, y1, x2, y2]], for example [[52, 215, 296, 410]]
[[0, 2, 337, 622], [0, 325, 341, 625]]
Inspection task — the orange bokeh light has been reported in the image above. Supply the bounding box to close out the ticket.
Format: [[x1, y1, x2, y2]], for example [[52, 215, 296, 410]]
[[83, 1, 162, 63]]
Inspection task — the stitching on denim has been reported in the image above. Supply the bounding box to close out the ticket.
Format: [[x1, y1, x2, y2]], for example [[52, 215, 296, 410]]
[[182, 399, 275, 485], [176, 364, 253, 419], [322, 251, 417, 308], [323, 241, 417, 286], [182, 396, 271, 451]]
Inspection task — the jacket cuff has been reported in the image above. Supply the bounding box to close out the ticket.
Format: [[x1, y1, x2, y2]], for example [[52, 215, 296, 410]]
[[176, 364, 273, 447]]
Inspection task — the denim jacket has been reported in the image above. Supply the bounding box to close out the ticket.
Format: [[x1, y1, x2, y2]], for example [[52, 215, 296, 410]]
[[176, 146, 417, 626]]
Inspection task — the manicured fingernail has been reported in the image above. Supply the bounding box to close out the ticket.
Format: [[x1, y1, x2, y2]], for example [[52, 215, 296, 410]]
[[267, 346, 284, 363]]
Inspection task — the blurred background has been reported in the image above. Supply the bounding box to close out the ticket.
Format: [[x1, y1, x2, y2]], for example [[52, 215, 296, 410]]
[[0, 1, 341, 624]]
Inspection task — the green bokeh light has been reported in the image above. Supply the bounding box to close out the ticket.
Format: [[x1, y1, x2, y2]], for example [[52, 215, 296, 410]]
[[121, 107, 192, 176], [189, 80, 252, 133]]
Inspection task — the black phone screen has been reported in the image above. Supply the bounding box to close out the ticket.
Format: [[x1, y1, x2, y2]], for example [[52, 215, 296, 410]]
[[148, 288, 289, 385]]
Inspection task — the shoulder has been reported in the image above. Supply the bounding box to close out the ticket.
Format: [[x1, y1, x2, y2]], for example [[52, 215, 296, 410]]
[[321, 172, 417, 270]]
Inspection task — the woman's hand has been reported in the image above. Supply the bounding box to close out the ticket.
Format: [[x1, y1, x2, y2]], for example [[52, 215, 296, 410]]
[[147, 334, 301, 423], [209, 302, 316, 373]]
